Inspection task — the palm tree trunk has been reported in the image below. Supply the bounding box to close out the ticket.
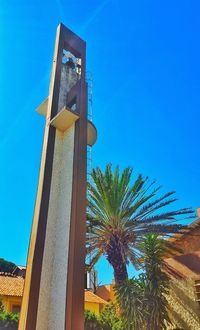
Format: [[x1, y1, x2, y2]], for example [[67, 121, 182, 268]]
[[106, 236, 128, 284]]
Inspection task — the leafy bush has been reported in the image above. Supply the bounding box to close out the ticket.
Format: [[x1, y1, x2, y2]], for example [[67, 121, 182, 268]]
[[85, 304, 123, 330], [84, 310, 101, 330], [0, 299, 4, 313], [99, 303, 123, 330], [0, 312, 19, 329]]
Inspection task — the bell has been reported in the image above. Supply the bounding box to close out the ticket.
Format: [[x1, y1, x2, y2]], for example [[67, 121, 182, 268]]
[[66, 57, 75, 69]]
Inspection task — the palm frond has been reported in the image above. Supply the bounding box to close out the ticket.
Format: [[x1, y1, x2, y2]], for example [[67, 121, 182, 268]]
[[86, 164, 195, 279]]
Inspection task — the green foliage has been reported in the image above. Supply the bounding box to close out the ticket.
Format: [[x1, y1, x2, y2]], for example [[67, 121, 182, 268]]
[[84, 310, 101, 330], [0, 312, 19, 322], [87, 164, 194, 283], [0, 298, 4, 313], [140, 234, 171, 330], [84, 304, 123, 330], [0, 311, 19, 329], [115, 234, 172, 329], [115, 277, 145, 330], [0, 258, 16, 273], [100, 303, 123, 330], [111, 321, 123, 330]]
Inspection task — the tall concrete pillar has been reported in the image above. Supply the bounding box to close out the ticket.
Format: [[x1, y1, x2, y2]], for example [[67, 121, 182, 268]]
[[19, 23, 97, 330]]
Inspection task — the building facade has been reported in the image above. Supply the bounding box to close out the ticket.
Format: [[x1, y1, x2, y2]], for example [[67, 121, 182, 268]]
[[0, 273, 106, 316]]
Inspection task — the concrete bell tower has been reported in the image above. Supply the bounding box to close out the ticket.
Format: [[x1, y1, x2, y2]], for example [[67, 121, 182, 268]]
[[19, 23, 97, 330]]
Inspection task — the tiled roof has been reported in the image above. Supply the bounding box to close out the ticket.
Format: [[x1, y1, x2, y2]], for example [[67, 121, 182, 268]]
[[0, 275, 107, 304], [85, 290, 107, 304], [0, 273, 24, 297]]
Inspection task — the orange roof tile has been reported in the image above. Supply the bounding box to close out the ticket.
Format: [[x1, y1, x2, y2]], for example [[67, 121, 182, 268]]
[[84, 290, 107, 305], [0, 274, 24, 297], [0, 274, 107, 304]]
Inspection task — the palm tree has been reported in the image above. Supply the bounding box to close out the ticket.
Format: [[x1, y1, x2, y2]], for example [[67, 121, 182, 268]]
[[86, 164, 194, 284]]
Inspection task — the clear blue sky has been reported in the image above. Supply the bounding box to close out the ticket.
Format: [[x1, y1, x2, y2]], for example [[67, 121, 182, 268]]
[[0, 0, 200, 284]]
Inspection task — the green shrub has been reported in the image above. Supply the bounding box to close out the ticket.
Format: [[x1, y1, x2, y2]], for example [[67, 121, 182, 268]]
[[99, 303, 123, 330], [84, 310, 101, 330], [0, 298, 4, 313], [0, 311, 19, 328], [85, 305, 123, 330], [0, 313, 6, 321]]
